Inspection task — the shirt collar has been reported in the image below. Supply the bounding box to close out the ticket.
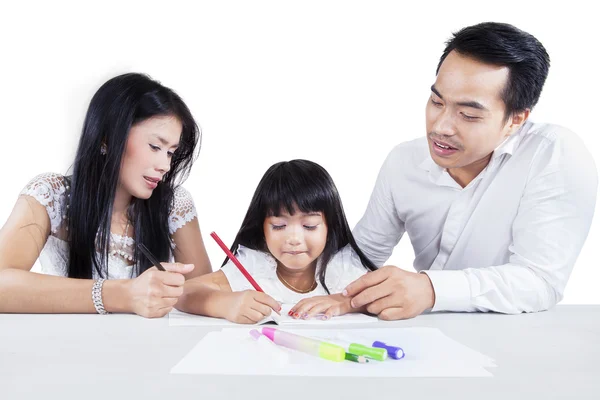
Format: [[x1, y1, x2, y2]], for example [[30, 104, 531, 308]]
[[418, 121, 529, 188]]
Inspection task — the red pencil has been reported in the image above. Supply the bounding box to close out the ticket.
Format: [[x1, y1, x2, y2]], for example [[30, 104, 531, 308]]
[[209, 231, 265, 292]]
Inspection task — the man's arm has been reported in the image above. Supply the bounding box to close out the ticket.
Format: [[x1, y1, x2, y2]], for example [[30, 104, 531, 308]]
[[424, 135, 598, 314]]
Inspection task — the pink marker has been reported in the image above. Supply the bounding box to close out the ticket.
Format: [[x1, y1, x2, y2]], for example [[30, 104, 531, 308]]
[[261, 327, 345, 362], [248, 329, 289, 364]]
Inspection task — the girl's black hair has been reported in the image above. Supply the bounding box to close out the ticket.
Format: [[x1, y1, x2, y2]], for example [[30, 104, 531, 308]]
[[225, 159, 376, 293]]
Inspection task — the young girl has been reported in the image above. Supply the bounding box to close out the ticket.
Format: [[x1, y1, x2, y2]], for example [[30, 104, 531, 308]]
[[177, 159, 376, 324], [0, 73, 212, 318]]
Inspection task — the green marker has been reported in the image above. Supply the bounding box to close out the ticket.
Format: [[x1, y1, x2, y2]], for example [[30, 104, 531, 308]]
[[328, 338, 388, 361], [345, 352, 369, 363]]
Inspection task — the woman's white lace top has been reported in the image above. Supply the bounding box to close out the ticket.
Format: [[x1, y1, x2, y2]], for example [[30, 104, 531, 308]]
[[19, 172, 198, 280]]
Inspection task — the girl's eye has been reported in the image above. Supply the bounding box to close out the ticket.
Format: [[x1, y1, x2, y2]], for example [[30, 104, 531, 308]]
[[272, 225, 286, 230], [149, 144, 161, 151], [167, 151, 174, 158], [303, 225, 317, 231]]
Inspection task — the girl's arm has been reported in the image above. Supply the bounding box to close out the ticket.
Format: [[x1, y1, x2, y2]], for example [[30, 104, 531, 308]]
[[176, 270, 281, 323], [175, 270, 233, 318]]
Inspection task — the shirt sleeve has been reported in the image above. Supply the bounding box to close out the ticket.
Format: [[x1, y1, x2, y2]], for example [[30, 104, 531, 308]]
[[19, 172, 68, 234], [168, 186, 198, 235], [352, 146, 406, 267], [424, 133, 598, 314]]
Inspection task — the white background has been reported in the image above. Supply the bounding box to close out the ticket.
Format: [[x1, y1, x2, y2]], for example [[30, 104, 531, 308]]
[[0, 1, 598, 304]]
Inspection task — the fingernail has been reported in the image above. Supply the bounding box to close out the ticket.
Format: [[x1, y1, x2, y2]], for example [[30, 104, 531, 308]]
[[350, 300, 356, 308], [342, 289, 348, 296], [184, 264, 193, 268], [302, 313, 308, 319], [293, 313, 299, 318], [287, 311, 292, 316], [321, 315, 329, 321]]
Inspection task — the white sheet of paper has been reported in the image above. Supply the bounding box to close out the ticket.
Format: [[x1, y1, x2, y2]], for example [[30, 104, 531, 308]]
[[170, 327, 495, 377], [168, 303, 378, 327]]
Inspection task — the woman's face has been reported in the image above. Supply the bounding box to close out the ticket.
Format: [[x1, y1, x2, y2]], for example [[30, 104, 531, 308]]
[[118, 115, 182, 199]]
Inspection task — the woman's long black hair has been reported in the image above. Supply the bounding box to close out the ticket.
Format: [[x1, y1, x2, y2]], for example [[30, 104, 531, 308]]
[[225, 159, 376, 293], [67, 73, 200, 278]]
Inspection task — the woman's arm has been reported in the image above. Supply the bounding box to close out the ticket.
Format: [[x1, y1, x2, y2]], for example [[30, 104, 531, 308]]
[[0, 196, 130, 313], [171, 217, 212, 279], [0, 196, 191, 317]]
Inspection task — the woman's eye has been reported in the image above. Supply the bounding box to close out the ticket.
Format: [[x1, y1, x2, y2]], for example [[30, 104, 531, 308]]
[[272, 225, 286, 230], [149, 144, 161, 151]]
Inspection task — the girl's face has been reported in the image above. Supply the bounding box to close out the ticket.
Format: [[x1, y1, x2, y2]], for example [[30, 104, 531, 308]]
[[263, 208, 328, 271], [118, 115, 182, 200]]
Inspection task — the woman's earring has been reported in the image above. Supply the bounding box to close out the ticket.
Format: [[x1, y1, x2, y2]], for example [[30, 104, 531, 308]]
[[100, 144, 107, 155]]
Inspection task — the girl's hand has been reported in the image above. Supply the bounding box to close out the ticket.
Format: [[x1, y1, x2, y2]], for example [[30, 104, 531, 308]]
[[223, 290, 282, 324], [289, 293, 356, 320]]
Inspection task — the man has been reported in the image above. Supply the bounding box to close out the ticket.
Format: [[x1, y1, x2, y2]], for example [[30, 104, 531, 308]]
[[344, 22, 598, 320]]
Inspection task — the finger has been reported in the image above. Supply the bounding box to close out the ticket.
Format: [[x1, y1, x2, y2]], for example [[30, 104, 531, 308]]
[[253, 292, 282, 314], [160, 262, 195, 275], [157, 270, 186, 287], [159, 284, 184, 298], [243, 308, 267, 324], [343, 268, 390, 298], [159, 297, 179, 308], [322, 304, 342, 320], [350, 281, 395, 309], [250, 301, 273, 318], [365, 294, 401, 315], [288, 299, 309, 316], [378, 307, 406, 321], [304, 302, 333, 319], [238, 315, 257, 325], [292, 299, 320, 319], [156, 306, 174, 317]]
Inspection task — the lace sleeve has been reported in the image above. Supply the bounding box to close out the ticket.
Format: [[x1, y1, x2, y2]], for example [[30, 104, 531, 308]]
[[19, 172, 68, 235], [169, 186, 198, 235]]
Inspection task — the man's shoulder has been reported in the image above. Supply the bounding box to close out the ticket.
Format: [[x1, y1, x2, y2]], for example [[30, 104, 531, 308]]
[[521, 121, 584, 149], [520, 121, 596, 175]]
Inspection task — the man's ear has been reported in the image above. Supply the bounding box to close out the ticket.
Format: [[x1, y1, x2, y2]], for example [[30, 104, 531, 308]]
[[508, 109, 530, 134]]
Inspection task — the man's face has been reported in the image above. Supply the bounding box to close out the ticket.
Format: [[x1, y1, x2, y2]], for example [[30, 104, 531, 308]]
[[425, 50, 516, 171]]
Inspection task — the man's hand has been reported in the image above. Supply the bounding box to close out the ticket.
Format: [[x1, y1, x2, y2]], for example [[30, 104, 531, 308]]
[[342, 265, 436, 320]]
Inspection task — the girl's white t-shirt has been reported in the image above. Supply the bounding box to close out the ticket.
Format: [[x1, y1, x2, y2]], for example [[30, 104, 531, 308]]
[[220, 244, 369, 303]]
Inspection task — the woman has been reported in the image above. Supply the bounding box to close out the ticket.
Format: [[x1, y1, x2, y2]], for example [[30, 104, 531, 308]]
[[0, 73, 211, 317]]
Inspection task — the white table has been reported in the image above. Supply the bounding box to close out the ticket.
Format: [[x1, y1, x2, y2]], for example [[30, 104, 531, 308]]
[[1, 305, 598, 399]]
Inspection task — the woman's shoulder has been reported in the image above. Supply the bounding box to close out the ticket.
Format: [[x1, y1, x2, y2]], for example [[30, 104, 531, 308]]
[[19, 172, 69, 235], [20, 172, 69, 200], [168, 186, 197, 234]]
